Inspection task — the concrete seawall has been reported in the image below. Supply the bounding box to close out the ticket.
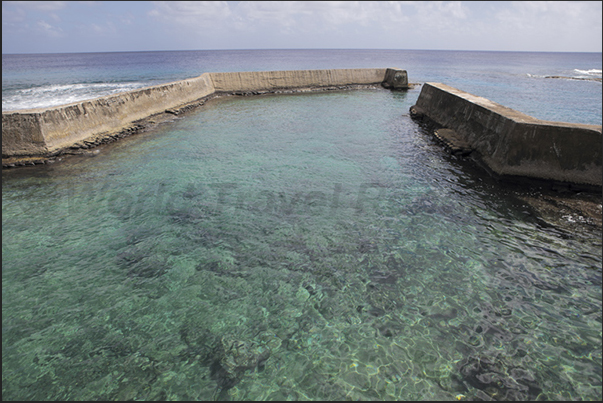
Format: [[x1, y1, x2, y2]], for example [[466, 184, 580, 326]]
[[411, 83, 602, 190], [2, 68, 407, 165], [210, 68, 389, 93], [2, 74, 215, 160]]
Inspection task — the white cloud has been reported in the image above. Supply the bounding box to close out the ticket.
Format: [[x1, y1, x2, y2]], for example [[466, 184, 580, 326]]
[[3, 1, 602, 53], [148, 1, 232, 25], [6, 1, 67, 12], [142, 1, 602, 51], [397, 1, 470, 43], [36, 19, 64, 37], [89, 21, 117, 36], [148, 1, 418, 40], [2, 3, 27, 23], [236, 1, 383, 26], [3, 1, 65, 33], [492, 1, 602, 51]]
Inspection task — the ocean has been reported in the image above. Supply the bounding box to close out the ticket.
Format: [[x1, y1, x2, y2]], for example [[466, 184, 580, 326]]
[[2, 49, 602, 124], [2, 49, 602, 401]]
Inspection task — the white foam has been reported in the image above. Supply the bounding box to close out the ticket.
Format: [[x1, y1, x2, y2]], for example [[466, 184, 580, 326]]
[[574, 68, 602, 76], [527, 69, 602, 81], [2, 81, 151, 111]]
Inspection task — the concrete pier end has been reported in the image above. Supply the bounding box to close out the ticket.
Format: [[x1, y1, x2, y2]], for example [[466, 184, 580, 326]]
[[411, 82, 602, 190], [382, 68, 409, 90]]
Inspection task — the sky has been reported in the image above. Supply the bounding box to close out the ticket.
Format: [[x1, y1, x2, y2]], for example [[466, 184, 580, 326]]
[[2, 1, 602, 54]]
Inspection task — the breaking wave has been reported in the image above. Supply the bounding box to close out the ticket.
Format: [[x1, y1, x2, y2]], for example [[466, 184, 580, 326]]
[[2, 81, 153, 111], [527, 68, 602, 83], [574, 68, 602, 77]]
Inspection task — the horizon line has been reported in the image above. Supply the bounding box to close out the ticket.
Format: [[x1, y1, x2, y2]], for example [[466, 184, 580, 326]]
[[3, 48, 603, 56]]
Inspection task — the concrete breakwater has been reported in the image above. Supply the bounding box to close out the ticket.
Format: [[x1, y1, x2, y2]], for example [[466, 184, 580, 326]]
[[411, 83, 602, 190], [4, 69, 601, 193], [2, 68, 408, 166]]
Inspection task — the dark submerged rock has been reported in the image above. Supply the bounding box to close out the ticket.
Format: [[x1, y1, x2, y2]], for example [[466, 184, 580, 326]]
[[458, 354, 543, 400], [208, 336, 271, 398], [409, 105, 425, 120]]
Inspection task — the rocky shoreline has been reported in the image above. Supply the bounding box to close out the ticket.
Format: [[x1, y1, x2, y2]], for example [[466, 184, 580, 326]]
[[411, 110, 602, 232], [518, 191, 602, 233]]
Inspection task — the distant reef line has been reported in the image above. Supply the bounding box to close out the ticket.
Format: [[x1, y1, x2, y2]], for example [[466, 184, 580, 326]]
[[543, 75, 601, 82]]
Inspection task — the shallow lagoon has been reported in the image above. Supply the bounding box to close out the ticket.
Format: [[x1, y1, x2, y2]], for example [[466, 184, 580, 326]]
[[2, 88, 602, 400]]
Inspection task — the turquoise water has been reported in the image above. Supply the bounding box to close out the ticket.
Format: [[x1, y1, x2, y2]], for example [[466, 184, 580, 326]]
[[2, 89, 602, 400]]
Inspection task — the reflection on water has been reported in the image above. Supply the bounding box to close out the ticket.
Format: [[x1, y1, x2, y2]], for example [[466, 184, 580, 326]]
[[2, 90, 601, 401]]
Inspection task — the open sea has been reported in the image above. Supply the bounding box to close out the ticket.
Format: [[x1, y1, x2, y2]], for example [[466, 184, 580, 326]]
[[3, 49, 602, 124], [2, 49, 602, 401]]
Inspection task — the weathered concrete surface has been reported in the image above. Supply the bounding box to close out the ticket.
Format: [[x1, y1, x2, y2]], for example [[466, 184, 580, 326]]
[[3, 73, 216, 159], [210, 68, 389, 92], [411, 83, 602, 189], [1, 113, 48, 157], [433, 128, 473, 156], [382, 68, 409, 90], [3, 68, 408, 166]]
